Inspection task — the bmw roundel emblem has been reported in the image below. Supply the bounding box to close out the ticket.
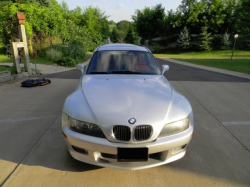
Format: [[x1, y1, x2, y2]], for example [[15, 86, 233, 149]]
[[128, 118, 136, 125]]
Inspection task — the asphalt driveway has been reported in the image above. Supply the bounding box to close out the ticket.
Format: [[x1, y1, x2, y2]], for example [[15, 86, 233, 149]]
[[0, 59, 250, 187]]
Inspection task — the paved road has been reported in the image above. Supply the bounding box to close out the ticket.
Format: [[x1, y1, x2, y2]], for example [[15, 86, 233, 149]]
[[0, 59, 250, 187], [45, 58, 250, 82]]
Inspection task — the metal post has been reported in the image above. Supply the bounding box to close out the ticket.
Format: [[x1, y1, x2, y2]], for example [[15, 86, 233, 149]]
[[231, 34, 238, 60], [231, 38, 236, 60]]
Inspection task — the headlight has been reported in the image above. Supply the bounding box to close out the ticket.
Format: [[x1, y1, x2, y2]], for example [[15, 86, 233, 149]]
[[67, 116, 106, 138], [158, 117, 189, 138]]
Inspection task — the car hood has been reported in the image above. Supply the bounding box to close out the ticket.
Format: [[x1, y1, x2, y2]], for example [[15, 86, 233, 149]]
[[81, 75, 172, 126]]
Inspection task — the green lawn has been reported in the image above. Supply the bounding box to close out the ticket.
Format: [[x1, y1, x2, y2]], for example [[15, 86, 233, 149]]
[[0, 55, 12, 62], [154, 50, 250, 74], [0, 66, 12, 72], [154, 50, 250, 59], [175, 59, 250, 74], [0, 54, 55, 65], [86, 51, 94, 55], [29, 56, 55, 65]]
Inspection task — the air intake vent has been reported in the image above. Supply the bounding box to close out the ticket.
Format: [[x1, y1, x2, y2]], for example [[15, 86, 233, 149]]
[[101, 153, 117, 159], [113, 125, 131, 141], [134, 125, 152, 141]]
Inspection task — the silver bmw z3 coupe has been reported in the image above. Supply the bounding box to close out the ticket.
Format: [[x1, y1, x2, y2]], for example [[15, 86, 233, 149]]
[[62, 44, 194, 170]]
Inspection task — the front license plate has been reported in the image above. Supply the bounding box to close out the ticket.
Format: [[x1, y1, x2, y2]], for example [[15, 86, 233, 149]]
[[117, 148, 148, 162]]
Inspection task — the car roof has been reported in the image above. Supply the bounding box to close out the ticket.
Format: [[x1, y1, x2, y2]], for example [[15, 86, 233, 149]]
[[97, 44, 149, 52]]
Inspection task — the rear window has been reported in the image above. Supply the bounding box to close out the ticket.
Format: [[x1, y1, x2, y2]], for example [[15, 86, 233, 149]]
[[87, 51, 161, 75]]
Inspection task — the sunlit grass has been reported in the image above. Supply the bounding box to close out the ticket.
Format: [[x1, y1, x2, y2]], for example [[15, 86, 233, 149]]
[[0, 55, 12, 62], [0, 66, 12, 72], [154, 50, 250, 59], [175, 59, 250, 74]]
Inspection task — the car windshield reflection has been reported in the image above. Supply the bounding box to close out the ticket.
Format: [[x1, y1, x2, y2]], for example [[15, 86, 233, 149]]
[[87, 50, 161, 75]]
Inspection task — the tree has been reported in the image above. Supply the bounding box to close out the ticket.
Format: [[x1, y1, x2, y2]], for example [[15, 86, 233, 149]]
[[37, 0, 58, 7], [221, 32, 231, 49], [177, 0, 207, 34], [132, 4, 165, 39], [178, 0, 203, 24], [79, 6, 110, 50], [198, 26, 213, 51], [124, 27, 136, 44], [117, 20, 131, 34], [108, 20, 116, 32], [163, 10, 182, 36], [235, 0, 250, 34], [110, 28, 119, 43], [176, 0, 238, 34], [116, 30, 126, 43], [204, 0, 228, 33], [0, 0, 111, 53], [109, 20, 116, 25], [177, 27, 190, 49], [9, 0, 58, 7], [114, 20, 131, 42], [0, 1, 66, 48], [222, 0, 238, 33]]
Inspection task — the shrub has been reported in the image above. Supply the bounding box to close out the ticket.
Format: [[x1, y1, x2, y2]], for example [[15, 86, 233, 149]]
[[140, 38, 145, 45], [177, 27, 190, 50], [211, 35, 222, 50], [9, 66, 25, 75], [10, 66, 17, 74], [221, 32, 231, 50], [152, 43, 162, 53], [50, 43, 85, 61], [0, 46, 5, 54], [57, 57, 76, 67], [45, 48, 62, 62], [42, 44, 85, 64], [125, 27, 136, 44], [198, 26, 213, 51], [66, 43, 85, 61], [237, 34, 250, 50]]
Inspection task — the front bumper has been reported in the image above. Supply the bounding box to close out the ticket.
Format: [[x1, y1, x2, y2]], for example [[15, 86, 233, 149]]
[[62, 125, 193, 170]]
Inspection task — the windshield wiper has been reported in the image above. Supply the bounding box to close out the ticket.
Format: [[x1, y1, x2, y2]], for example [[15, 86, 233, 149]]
[[89, 71, 110, 74], [111, 71, 143, 74]]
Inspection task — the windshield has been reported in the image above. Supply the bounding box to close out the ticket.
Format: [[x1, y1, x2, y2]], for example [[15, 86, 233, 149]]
[[87, 51, 161, 75]]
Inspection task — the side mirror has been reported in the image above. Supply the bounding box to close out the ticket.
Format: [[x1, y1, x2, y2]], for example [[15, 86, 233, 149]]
[[162, 65, 170, 75], [77, 63, 85, 74]]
